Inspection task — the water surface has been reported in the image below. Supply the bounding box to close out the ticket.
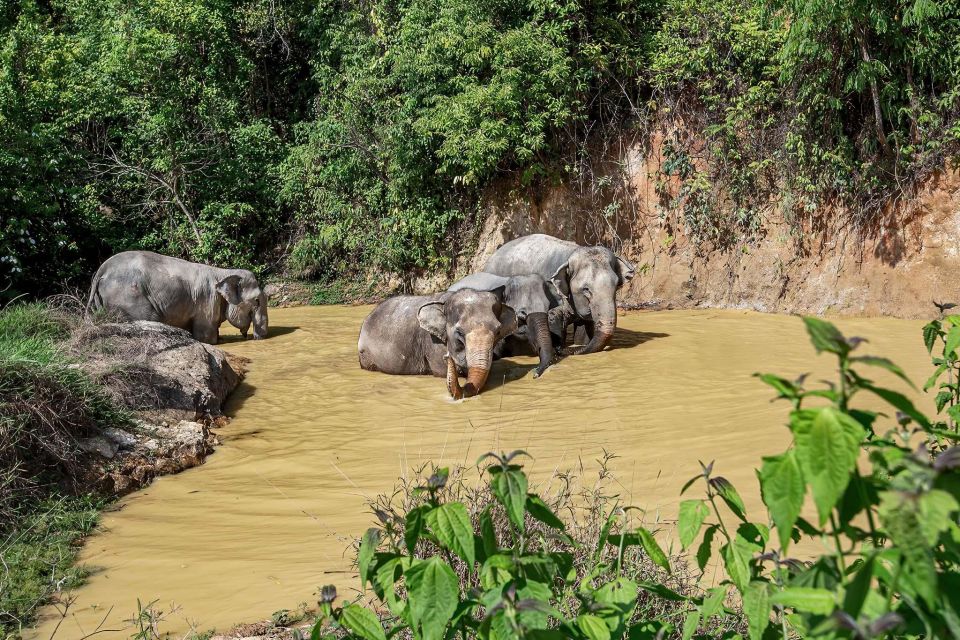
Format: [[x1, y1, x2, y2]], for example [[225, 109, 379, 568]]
[[30, 307, 933, 638]]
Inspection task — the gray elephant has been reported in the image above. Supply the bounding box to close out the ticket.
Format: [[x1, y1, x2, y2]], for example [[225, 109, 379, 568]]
[[87, 251, 271, 344], [482, 233, 635, 355], [448, 273, 569, 377], [358, 288, 517, 398]]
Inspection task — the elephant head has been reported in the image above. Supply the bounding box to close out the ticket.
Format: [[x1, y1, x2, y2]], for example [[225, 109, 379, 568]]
[[502, 275, 566, 377], [216, 274, 273, 339], [417, 288, 517, 399], [551, 246, 635, 355]]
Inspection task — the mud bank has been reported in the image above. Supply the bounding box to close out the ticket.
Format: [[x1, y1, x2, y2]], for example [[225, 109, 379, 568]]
[[430, 142, 960, 319], [72, 320, 246, 496]]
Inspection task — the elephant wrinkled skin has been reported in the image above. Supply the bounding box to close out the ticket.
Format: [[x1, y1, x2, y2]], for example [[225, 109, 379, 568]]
[[87, 251, 272, 345], [448, 272, 569, 377], [357, 288, 517, 398], [483, 234, 635, 355]]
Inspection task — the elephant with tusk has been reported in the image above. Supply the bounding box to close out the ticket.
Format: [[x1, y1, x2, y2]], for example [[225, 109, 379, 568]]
[[87, 251, 274, 344], [482, 234, 635, 355], [357, 288, 517, 399], [447, 272, 571, 377]]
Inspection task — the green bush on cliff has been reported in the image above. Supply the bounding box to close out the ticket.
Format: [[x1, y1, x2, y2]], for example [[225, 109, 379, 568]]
[[308, 317, 960, 639]]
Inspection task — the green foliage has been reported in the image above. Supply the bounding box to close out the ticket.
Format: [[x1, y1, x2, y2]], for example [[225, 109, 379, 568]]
[[0, 495, 102, 637], [0, 302, 128, 635], [312, 315, 960, 639]]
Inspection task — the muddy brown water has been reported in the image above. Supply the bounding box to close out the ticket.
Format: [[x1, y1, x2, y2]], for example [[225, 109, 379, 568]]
[[30, 307, 934, 638]]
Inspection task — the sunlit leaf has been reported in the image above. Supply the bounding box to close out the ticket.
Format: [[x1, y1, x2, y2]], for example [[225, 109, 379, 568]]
[[759, 450, 805, 550], [678, 499, 710, 550], [425, 502, 475, 568], [340, 604, 387, 640]]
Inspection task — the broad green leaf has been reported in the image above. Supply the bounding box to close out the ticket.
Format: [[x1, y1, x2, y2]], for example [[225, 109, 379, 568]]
[[577, 614, 611, 640], [340, 604, 386, 640], [678, 499, 710, 550], [936, 390, 952, 413], [946, 325, 960, 356], [842, 556, 874, 617], [770, 587, 835, 615], [721, 534, 756, 592], [790, 407, 864, 525], [405, 505, 429, 554], [851, 355, 915, 389], [492, 468, 528, 531], [636, 581, 689, 601], [948, 405, 960, 424], [358, 528, 380, 590], [594, 577, 639, 636], [924, 363, 948, 391], [742, 582, 771, 640], [696, 525, 717, 571], [405, 557, 459, 640], [480, 554, 514, 589], [923, 321, 941, 354], [754, 373, 799, 399], [918, 489, 960, 545], [425, 502, 475, 568], [759, 450, 805, 550], [711, 477, 748, 521], [480, 507, 497, 557], [526, 494, 565, 530], [863, 383, 931, 428], [681, 610, 700, 640], [700, 586, 728, 618], [636, 527, 671, 573], [803, 317, 849, 356]]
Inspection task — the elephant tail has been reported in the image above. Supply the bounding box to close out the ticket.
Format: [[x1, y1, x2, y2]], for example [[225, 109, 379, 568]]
[[84, 262, 108, 318]]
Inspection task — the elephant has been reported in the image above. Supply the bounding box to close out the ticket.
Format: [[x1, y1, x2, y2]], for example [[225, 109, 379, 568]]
[[482, 233, 635, 355], [87, 251, 272, 344], [357, 288, 517, 399], [448, 272, 570, 377]]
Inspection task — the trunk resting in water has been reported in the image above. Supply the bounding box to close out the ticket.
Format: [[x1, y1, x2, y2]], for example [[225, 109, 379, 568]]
[[525, 312, 555, 377], [562, 320, 615, 356], [446, 331, 494, 398]]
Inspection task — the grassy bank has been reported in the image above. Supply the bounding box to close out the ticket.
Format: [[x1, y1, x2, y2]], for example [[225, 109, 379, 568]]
[[0, 302, 128, 637]]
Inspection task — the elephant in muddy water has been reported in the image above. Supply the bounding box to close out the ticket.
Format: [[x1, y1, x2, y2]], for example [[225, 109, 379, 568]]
[[448, 273, 571, 377], [357, 288, 517, 399], [87, 251, 273, 344], [482, 233, 635, 355]]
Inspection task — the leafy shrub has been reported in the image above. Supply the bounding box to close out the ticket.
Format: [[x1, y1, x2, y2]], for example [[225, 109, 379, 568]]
[[308, 316, 960, 639]]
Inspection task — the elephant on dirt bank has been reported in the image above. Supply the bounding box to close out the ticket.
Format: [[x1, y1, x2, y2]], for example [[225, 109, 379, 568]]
[[482, 234, 635, 355], [448, 273, 570, 377], [87, 251, 272, 344], [358, 288, 517, 399]]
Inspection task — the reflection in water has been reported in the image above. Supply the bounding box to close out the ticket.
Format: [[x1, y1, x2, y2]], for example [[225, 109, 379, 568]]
[[29, 307, 933, 638]]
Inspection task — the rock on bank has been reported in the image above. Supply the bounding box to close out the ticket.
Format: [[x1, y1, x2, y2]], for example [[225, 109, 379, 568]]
[[72, 320, 247, 495]]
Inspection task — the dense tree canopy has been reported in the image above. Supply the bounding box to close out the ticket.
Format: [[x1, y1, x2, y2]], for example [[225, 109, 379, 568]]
[[1, 0, 958, 299]]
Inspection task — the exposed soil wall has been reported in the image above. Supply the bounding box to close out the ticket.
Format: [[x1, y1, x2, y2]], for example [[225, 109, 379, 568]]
[[461, 139, 960, 319]]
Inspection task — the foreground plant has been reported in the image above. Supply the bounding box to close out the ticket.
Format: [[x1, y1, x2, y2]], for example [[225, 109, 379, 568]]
[[310, 316, 960, 639]]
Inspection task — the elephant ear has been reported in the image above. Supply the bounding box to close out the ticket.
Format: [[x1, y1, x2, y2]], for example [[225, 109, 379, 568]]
[[417, 301, 447, 342], [216, 275, 243, 305], [546, 280, 574, 316], [495, 304, 518, 341], [616, 255, 636, 286], [550, 263, 570, 297]]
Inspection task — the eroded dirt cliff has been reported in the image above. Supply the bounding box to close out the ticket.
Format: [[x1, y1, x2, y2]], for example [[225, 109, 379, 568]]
[[459, 139, 960, 319]]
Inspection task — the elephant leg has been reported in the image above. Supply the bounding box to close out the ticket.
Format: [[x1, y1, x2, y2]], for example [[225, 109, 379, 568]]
[[573, 320, 594, 346], [192, 321, 220, 345]]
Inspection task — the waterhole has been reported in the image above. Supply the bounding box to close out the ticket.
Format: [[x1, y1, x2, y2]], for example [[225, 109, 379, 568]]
[[29, 307, 933, 638]]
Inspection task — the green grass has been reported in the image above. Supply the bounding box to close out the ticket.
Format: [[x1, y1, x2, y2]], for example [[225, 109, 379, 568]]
[[310, 276, 378, 305], [0, 495, 104, 637], [0, 302, 127, 637]]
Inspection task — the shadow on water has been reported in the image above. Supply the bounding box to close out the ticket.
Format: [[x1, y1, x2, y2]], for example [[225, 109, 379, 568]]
[[218, 325, 300, 344], [610, 327, 670, 349], [485, 361, 539, 392], [223, 380, 257, 416]]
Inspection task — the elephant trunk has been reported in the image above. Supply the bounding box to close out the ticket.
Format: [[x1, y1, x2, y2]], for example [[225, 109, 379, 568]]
[[563, 302, 616, 356], [462, 331, 493, 397], [525, 312, 554, 378]]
